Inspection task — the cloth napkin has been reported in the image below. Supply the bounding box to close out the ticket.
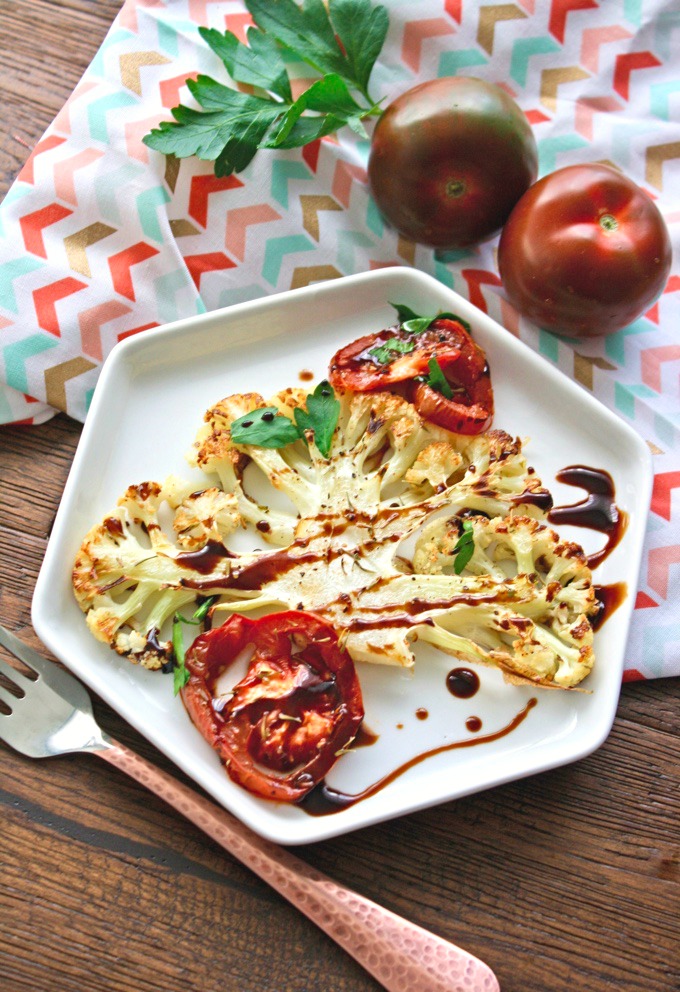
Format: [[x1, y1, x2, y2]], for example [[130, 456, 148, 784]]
[[0, 0, 677, 679]]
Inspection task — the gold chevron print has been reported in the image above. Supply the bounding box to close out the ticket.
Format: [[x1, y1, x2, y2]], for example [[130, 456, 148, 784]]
[[540, 66, 590, 111], [645, 141, 680, 191], [45, 357, 97, 412], [574, 353, 617, 391], [397, 235, 416, 265], [64, 222, 116, 277], [165, 155, 181, 193], [300, 195, 343, 240], [477, 4, 527, 54], [290, 264, 342, 289], [169, 219, 201, 237], [120, 51, 171, 95]]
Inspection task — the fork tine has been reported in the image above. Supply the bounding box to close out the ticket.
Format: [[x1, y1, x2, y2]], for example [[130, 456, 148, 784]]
[[0, 624, 93, 713], [0, 652, 35, 693], [0, 625, 49, 678], [0, 682, 19, 711]]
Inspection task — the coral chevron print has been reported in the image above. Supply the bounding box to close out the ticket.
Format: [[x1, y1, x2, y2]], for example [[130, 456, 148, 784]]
[[0, 0, 678, 679]]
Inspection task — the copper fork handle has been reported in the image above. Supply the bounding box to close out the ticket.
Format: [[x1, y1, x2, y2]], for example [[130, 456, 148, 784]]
[[98, 738, 499, 992]]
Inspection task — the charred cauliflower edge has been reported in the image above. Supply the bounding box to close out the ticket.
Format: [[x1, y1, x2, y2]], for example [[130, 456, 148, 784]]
[[72, 388, 598, 688]]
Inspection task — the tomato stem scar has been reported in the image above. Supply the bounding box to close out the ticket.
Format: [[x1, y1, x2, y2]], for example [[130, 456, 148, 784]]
[[446, 179, 466, 198], [599, 213, 618, 233]]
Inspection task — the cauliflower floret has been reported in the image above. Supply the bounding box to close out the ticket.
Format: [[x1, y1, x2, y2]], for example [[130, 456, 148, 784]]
[[412, 514, 597, 687], [72, 479, 233, 668], [169, 486, 241, 550], [74, 388, 596, 689], [405, 442, 464, 490]]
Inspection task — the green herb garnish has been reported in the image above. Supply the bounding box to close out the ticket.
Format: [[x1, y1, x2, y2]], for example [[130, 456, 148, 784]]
[[172, 616, 190, 695], [143, 0, 388, 177], [294, 380, 340, 458], [176, 595, 219, 625], [389, 302, 472, 335], [425, 357, 453, 398], [231, 407, 303, 448], [368, 336, 417, 365], [230, 380, 340, 457], [368, 304, 472, 365], [171, 597, 219, 693], [453, 519, 475, 574]]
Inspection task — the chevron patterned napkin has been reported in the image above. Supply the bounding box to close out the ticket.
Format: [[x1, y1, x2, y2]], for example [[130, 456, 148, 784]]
[[0, 0, 678, 678]]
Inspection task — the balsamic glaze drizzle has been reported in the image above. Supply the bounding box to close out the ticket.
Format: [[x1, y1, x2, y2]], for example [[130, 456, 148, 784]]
[[548, 465, 627, 569], [298, 698, 538, 816]]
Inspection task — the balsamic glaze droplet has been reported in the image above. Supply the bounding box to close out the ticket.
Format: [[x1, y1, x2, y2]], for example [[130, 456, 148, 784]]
[[446, 667, 480, 699]]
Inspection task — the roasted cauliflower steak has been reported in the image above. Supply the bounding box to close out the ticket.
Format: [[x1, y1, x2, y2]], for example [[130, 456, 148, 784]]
[[73, 388, 598, 687]]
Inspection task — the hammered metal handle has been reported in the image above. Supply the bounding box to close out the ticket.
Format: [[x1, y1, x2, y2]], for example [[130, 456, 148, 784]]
[[98, 738, 500, 992]]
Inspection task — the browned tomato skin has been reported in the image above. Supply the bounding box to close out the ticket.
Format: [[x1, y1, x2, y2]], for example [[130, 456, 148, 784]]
[[368, 77, 538, 249], [498, 163, 673, 337], [329, 317, 494, 436], [328, 318, 469, 391], [411, 365, 494, 435], [182, 612, 364, 803]]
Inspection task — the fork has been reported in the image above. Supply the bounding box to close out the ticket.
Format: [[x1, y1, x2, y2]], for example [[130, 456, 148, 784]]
[[0, 625, 500, 992]]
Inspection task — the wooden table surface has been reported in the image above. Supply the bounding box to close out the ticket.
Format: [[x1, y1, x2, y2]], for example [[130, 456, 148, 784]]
[[1, 3, 678, 991]]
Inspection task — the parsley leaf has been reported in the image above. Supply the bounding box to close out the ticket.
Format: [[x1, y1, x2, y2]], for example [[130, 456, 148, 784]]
[[200, 26, 292, 101], [246, 0, 387, 101], [230, 407, 303, 448], [145, 80, 282, 176], [294, 380, 340, 458], [389, 302, 472, 335], [266, 74, 375, 148], [369, 337, 417, 365], [143, 0, 387, 174], [171, 597, 219, 693], [176, 595, 219, 626], [172, 616, 190, 695], [366, 303, 473, 364], [453, 520, 475, 574], [329, 0, 390, 97], [425, 357, 454, 399], [229, 383, 340, 458], [389, 303, 421, 324]]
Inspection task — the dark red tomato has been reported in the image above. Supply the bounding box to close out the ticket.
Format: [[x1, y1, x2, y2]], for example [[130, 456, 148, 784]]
[[498, 163, 672, 337], [329, 317, 494, 435], [368, 77, 538, 249], [182, 612, 364, 803]]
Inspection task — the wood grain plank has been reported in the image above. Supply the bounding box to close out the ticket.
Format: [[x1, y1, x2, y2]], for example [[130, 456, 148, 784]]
[[0, 0, 124, 193]]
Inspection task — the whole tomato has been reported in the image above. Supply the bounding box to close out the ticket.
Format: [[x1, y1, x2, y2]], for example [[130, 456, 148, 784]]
[[497, 163, 672, 337], [367, 76, 538, 250]]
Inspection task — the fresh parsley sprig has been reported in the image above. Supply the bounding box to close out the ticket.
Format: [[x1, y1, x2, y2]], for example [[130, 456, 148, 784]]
[[389, 302, 471, 334], [172, 616, 191, 695], [230, 406, 302, 448], [453, 519, 475, 574], [368, 337, 417, 365], [171, 596, 219, 694], [230, 380, 340, 458], [293, 379, 340, 458], [143, 0, 388, 177], [368, 302, 471, 365], [424, 357, 454, 398]]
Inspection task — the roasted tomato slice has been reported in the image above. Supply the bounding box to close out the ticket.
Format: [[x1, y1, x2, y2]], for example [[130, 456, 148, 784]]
[[329, 317, 469, 391], [329, 317, 493, 435], [182, 611, 364, 802], [411, 340, 494, 435]]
